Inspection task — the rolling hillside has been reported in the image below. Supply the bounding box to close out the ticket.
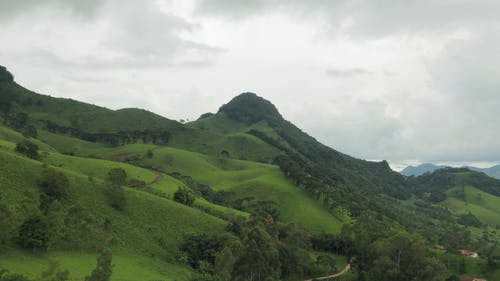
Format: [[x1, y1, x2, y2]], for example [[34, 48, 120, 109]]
[[1, 65, 499, 280]]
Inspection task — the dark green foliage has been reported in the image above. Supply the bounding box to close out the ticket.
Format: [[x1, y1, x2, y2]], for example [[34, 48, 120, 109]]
[[197, 112, 214, 120], [311, 232, 352, 256], [0, 89, 17, 113], [173, 188, 196, 206], [316, 255, 336, 269], [38, 168, 70, 211], [85, 249, 113, 281], [232, 227, 281, 281], [173, 174, 230, 206], [278, 246, 314, 278], [21, 125, 38, 138], [63, 205, 103, 251], [278, 224, 311, 250], [368, 232, 447, 280], [15, 140, 39, 160], [43, 119, 171, 146], [106, 186, 127, 211], [457, 212, 483, 227], [215, 240, 243, 281], [219, 150, 229, 158], [458, 256, 467, 274], [486, 245, 500, 269], [218, 92, 283, 125], [180, 233, 226, 268], [445, 275, 460, 281], [0, 66, 14, 82], [17, 214, 50, 252], [5, 112, 28, 130], [107, 168, 127, 187], [410, 167, 500, 197], [127, 178, 146, 189], [0, 203, 11, 247], [146, 149, 154, 159]]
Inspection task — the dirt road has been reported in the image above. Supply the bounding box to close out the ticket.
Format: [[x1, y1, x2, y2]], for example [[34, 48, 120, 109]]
[[304, 263, 351, 281]]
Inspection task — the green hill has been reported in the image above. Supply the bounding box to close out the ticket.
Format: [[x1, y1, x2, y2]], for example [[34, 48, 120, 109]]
[[0, 147, 227, 280], [1, 65, 500, 281]]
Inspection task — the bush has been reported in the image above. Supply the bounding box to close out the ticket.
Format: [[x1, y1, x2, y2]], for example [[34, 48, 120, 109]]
[[17, 214, 50, 252], [174, 188, 196, 206], [457, 212, 483, 227], [127, 179, 146, 189], [15, 140, 39, 160], [106, 186, 126, 211], [107, 168, 127, 187], [85, 249, 112, 281], [38, 168, 70, 211]]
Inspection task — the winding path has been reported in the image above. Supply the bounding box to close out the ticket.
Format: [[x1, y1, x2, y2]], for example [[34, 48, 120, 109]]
[[147, 172, 164, 185], [304, 263, 351, 281]]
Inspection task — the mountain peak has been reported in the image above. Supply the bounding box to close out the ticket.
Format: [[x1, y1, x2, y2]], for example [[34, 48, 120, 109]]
[[0, 65, 14, 82], [218, 92, 283, 124]]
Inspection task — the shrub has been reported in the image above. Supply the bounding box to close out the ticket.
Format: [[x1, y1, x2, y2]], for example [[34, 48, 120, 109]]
[[17, 214, 50, 252], [85, 249, 112, 281], [106, 186, 127, 211], [38, 168, 70, 212], [15, 140, 39, 160], [174, 188, 196, 206], [107, 168, 127, 187]]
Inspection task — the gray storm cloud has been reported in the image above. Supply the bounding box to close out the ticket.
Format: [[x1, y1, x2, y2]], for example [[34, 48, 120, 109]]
[[1, 0, 499, 166]]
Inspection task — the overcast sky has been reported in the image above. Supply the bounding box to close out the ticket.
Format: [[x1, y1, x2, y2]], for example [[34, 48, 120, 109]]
[[1, 0, 499, 170]]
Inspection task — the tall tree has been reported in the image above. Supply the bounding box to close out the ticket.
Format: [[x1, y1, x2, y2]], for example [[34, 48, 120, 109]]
[[233, 227, 281, 281]]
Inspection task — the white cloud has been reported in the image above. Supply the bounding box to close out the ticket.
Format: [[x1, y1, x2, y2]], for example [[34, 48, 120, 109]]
[[1, 0, 499, 164]]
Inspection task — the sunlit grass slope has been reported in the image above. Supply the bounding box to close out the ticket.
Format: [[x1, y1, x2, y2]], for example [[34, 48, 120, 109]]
[[88, 144, 343, 233], [445, 186, 500, 227], [0, 250, 191, 281], [0, 149, 227, 280]]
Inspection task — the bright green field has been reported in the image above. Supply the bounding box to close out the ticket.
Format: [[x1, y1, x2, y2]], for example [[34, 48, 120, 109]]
[[0, 149, 227, 279], [445, 186, 500, 227], [41, 149, 248, 217], [85, 144, 344, 233], [0, 250, 192, 281]]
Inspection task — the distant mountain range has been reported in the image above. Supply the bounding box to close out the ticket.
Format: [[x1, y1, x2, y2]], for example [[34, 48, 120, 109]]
[[401, 163, 500, 179]]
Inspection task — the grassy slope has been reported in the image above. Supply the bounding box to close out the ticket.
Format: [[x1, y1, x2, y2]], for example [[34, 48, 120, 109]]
[[89, 144, 343, 233], [41, 148, 248, 217], [444, 186, 500, 227], [0, 148, 227, 280], [0, 81, 180, 133], [0, 250, 191, 281], [0, 125, 56, 152], [168, 127, 282, 163]]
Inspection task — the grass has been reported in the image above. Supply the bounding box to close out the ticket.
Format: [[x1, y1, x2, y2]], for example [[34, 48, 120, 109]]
[[41, 150, 249, 217], [84, 144, 344, 233], [36, 129, 108, 156], [168, 126, 283, 163], [0, 80, 181, 133], [0, 149, 227, 279], [0, 125, 55, 152], [444, 186, 500, 227], [0, 250, 192, 281]]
